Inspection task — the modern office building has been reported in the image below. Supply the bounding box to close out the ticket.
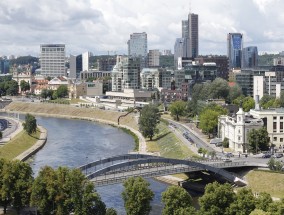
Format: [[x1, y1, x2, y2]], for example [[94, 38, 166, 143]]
[[195, 55, 229, 80], [242, 46, 258, 68], [111, 56, 140, 92], [40, 44, 66, 77], [227, 33, 243, 69], [148, 50, 160, 67], [180, 13, 199, 60], [127, 32, 147, 57], [174, 38, 189, 69], [0, 59, 9, 74], [188, 13, 199, 59], [69, 54, 82, 79], [97, 58, 116, 71]]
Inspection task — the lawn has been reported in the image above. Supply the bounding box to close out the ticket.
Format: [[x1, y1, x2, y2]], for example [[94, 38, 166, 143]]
[[147, 121, 195, 159], [246, 170, 284, 198], [0, 129, 41, 160]]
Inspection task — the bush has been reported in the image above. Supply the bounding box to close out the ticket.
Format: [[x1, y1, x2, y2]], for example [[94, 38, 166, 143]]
[[222, 137, 229, 148]]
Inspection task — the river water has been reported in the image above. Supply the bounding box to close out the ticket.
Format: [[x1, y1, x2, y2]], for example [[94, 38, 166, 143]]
[[4, 114, 168, 214]]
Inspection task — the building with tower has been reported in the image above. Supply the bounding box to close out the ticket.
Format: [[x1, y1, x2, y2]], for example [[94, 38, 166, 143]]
[[227, 33, 243, 69], [40, 44, 66, 77]]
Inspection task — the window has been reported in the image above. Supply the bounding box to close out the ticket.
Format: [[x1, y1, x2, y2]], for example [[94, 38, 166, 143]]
[[273, 116, 277, 120], [281, 117, 283, 120], [273, 122, 277, 132], [274, 137, 277, 141], [238, 129, 241, 134], [280, 138, 283, 142], [238, 137, 241, 141], [281, 122, 283, 132]]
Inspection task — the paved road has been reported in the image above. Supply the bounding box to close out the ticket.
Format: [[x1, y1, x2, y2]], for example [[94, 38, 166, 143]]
[[164, 118, 280, 167]]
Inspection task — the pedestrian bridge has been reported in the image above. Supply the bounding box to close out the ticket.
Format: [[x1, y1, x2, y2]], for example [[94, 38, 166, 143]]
[[78, 154, 250, 187]]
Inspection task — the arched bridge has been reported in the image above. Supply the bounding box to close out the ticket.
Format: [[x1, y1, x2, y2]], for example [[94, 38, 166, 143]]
[[78, 154, 248, 187]]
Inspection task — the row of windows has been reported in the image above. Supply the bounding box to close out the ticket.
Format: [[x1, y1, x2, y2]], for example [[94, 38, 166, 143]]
[[273, 137, 284, 142]]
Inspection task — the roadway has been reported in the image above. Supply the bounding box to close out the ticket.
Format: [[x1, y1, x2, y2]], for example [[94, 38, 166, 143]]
[[164, 118, 281, 167]]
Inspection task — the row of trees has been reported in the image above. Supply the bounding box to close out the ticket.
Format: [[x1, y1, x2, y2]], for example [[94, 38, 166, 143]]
[[122, 177, 284, 215], [40, 85, 68, 100]]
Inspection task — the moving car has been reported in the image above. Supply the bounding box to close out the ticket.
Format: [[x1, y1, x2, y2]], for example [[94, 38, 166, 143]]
[[262, 153, 271, 158]]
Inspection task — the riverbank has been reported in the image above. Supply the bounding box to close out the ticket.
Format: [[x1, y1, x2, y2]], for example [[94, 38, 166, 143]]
[[4, 102, 147, 153]]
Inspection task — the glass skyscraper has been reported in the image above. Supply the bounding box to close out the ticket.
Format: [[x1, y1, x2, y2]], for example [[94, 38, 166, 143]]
[[227, 33, 243, 69], [242, 46, 258, 68]]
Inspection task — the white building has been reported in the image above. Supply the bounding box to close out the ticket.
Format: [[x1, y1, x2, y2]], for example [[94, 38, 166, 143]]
[[250, 107, 284, 151], [219, 106, 263, 153], [82, 52, 90, 72]]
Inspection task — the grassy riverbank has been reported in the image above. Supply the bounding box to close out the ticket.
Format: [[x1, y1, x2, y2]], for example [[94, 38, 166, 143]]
[[246, 170, 284, 198], [5, 102, 138, 130], [0, 129, 41, 160], [147, 121, 195, 159]]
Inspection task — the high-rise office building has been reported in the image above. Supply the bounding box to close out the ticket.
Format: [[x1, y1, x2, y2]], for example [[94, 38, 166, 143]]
[[227, 33, 243, 69], [69, 54, 82, 79], [174, 38, 189, 68], [127, 32, 147, 57], [242, 46, 258, 68], [188, 13, 199, 58], [40, 44, 66, 77]]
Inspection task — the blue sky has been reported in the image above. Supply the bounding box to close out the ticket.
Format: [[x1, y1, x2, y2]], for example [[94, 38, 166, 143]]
[[0, 0, 283, 57]]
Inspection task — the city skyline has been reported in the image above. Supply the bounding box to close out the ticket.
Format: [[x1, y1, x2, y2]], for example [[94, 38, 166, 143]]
[[0, 0, 284, 56]]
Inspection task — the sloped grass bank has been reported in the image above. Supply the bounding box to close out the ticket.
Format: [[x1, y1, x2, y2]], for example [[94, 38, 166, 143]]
[[0, 129, 41, 160]]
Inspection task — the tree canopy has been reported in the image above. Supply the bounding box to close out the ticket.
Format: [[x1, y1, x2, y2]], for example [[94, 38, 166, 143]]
[[122, 177, 154, 215], [23, 113, 37, 135], [169, 100, 187, 121], [56, 85, 68, 98], [139, 105, 160, 140], [20, 80, 30, 93], [247, 127, 270, 153], [161, 185, 195, 215]]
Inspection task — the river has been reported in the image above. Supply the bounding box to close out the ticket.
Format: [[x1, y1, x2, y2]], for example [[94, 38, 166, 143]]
[[4, 114, 168, 214]]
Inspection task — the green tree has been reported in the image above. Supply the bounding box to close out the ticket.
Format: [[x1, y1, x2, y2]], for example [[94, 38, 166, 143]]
[[233, 96, 255, 112], [222, 137, 229, 148], [267, 198, 284, 215], [173, 207, 197, 215], [280, 90, 284, 107], [260, 95, 275, 109], [23, 113, 37, 135], [199, 109, 220, 138], [199, 182, 236, 215], [228, 84, 243, 103], [228, 188, 256, 215], [20, 80, 30, 93], [267, 158, 283, 171], [250, 209, 271, 215], [56, 85, 68, 98], [4, 80, 19, 96], [0, 160, 33, 214], [247, 127, 270, 153], [106, 208, 117, 215], [122, 177, 154, 215], [210, 78, 229, 100], [31, 166, 106, 215], [40, 88, 48, 99], [169, 100, 187, 121], [161, 185, 195, 215], [255, 192, 273, 211], [139, 105, 160, 140]]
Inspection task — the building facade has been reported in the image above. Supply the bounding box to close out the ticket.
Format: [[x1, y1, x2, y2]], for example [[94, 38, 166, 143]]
[[69, 54, 82, 79], [188, 13, 199, 59], [227, 33, 243, 69], [195, 55, 229, 80], [148, 50, 160, 67], [242, 46, 258, 68], [111, 56, 140, 92], [40, 44, 66, 77], [219, 107, 264, 153], [127, 32, 147, 57]]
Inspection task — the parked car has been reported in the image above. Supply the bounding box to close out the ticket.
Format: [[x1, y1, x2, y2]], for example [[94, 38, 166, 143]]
[[273, 153, 284, 158], [222, 158, 232, 162], [225, 152, 234, 158], [262, 153, 271, 158]]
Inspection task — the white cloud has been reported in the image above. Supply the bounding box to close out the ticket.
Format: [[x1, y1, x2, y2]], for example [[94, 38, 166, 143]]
[[0, 0, 284, 56]]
